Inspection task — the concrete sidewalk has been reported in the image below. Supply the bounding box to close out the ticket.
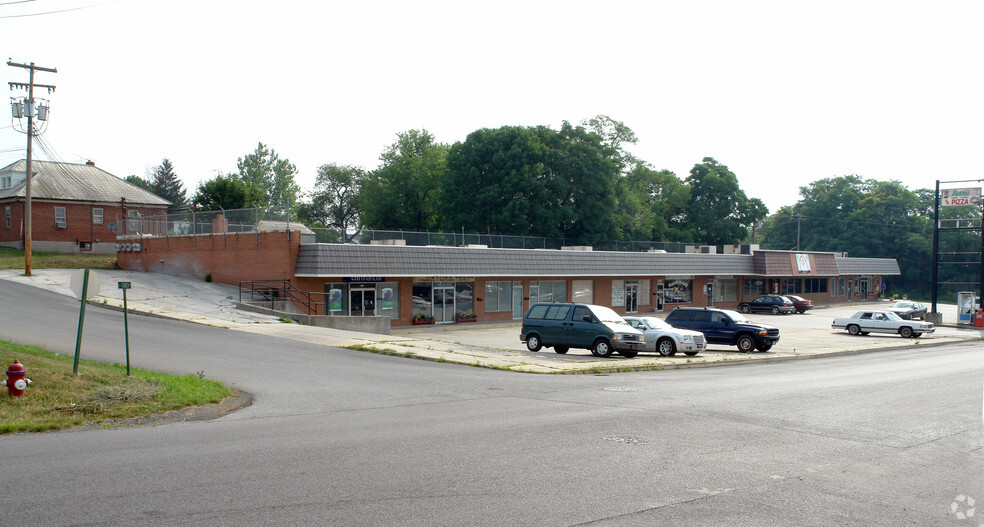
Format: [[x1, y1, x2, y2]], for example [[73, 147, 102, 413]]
[[2, 268, 981, 374]]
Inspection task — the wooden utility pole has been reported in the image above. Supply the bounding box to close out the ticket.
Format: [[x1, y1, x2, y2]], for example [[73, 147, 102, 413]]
[[7, 60, 57, 276]]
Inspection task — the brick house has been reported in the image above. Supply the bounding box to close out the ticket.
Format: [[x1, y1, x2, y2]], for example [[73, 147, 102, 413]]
[[0, 160, 170, 254]]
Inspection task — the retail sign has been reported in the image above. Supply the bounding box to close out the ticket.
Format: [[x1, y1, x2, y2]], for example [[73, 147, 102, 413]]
[[941, 187, 982, 207], [328, 289, 342, 312], [795, 253, 811, 272], [344, 277, 386, 283], [413, 277, 475, 282]]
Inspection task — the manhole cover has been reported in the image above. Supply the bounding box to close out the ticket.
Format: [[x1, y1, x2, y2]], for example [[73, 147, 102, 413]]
[[604, 436, 649, 445], [603, 387, 638, 392]]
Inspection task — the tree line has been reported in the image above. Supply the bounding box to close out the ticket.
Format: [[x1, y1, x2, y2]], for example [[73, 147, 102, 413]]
[[126, 115, 980, 300]]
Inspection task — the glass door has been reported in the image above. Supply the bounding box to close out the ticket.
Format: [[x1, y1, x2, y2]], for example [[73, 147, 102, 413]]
[[656, 281, 665, 312], [512, 282, 524, 319], [625, 281, 638, 313], [350, 288, 375, 316], [434, 286, 455, 323]]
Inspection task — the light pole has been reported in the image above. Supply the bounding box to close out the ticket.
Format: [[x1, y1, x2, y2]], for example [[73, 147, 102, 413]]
[[7, 60, 56, 276]]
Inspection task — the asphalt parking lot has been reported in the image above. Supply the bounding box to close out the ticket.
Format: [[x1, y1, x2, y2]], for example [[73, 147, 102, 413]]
[[2, 268, 982, 374]]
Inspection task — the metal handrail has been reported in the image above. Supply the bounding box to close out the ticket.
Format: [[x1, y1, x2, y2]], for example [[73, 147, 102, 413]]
[[239, 280, 324, 315]]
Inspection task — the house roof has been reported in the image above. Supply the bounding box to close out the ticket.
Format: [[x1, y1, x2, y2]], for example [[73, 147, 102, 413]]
[[0, 160, 171, 206], [295, 244, 902, 279]]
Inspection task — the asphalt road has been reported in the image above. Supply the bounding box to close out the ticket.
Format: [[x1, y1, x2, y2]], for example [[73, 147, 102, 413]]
[[0, 281, 981, 526]]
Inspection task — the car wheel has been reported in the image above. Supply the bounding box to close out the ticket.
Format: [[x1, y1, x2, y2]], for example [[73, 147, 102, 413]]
[[899, 326, 913, 338], [756, 342, 773, 352], [740, 305, 750, 314], [619, 350, 638, 359], [591, 339, 613, 358], [771, 306, 780, 315], [657, 337, 677, 357], [554, 346, 569, 355], [683, 351, 699, 356], [526, 335, 542, 352], [847, 324, 861, 336], [736, 335, 755, 353]]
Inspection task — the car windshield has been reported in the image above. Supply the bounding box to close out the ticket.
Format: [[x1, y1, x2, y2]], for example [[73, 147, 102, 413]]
[[721, 310, 748, 323], [589, 305, 629, 325], [883, 311, 903, 321], [641, 317, 672, 330], [892, 302, 913, 308]]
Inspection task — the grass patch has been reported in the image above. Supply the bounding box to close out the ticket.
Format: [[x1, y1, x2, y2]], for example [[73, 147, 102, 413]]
[[0, 339, 233, 434], [0, 247, 117, 271]]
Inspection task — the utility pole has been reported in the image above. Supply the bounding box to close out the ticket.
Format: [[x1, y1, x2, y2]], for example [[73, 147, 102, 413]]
[[7, 60, 57, 276]]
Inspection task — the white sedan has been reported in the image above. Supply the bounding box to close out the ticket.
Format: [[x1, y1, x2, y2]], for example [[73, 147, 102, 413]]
[[831, 310, 935, 338], [623, 316, 706, 356]]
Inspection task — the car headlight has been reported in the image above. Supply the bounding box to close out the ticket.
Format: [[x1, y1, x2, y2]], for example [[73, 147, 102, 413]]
[[681, 334, 694, 343]]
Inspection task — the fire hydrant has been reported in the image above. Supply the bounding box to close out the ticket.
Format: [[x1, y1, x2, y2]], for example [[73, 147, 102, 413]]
[[3, 360, 31, 397]]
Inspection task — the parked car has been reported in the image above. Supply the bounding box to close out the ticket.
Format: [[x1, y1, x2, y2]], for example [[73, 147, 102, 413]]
[[623, 316, 706, 356], [520, 303, 645, 358], [737, 295, 796, 315], [784, 295, 814, 314], [887, 301, 928, 320], [831, 310, 935, 338], [665, 307, 781, 352]]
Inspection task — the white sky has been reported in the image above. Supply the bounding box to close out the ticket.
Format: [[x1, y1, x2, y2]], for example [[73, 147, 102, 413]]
[[2, 0, 982, 214]]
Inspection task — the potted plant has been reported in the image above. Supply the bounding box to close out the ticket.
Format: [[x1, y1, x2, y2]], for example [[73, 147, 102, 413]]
[[455, 311, 477, 322], [412, 314, 435, 325]]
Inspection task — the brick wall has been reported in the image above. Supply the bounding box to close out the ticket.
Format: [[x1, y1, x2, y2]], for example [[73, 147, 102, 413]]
[[117, 230, 301, 285], [0, 200, 164, 248]]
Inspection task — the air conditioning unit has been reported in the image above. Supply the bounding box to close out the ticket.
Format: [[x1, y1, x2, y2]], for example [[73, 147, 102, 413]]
[[55, 221, 66, 229]]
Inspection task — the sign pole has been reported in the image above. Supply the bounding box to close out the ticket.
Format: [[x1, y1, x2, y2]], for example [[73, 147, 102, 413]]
[[72, 269, 89, 375], [118, 281, 131, 375]]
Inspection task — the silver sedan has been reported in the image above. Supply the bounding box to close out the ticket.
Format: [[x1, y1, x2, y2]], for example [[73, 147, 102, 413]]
[[624, 316, 706, 356]]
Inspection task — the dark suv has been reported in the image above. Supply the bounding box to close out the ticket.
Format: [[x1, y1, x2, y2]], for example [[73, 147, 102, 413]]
[[520, 303, 644, 358], [665, 307, 780, 352]]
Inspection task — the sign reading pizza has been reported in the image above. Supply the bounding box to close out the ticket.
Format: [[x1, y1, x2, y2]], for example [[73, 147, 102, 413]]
[[941, 187, 982, 207]]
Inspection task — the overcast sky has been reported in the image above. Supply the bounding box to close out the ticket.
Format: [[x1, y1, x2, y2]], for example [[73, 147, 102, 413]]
[[2, 0, 982, 214]]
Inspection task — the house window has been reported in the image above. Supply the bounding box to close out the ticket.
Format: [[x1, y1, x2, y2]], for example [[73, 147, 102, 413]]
[[4, 206, 10, 229], [1, 176, 10, 189], [93, 208, 104, 224], [54, 206, 67, 228]]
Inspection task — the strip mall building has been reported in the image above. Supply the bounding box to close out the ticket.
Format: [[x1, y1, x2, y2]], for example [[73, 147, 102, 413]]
[[116, 227, 899, 328]]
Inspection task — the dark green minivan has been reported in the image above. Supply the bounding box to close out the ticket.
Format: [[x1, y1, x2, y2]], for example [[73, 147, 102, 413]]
[[520, 303, 645, 358]]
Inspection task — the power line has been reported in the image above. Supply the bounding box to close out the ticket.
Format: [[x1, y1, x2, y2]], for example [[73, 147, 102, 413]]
[[0, 0, 119, 18]]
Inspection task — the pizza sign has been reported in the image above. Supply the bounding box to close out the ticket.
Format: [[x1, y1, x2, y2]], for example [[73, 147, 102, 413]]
[[941, 188, 982, 207]]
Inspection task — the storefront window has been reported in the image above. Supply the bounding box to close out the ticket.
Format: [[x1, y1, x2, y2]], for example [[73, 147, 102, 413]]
[[638, 280, 651, 306], [611, 280, 625, 307], [413, 283, 432, 317], [572, 280, 593, 303], [838, 278, 846, 296], [530, 280, 566, 303], [781, 279, 802, 294], [664, 279, 692, 304], [744, 279, 765, 296], [325, 283, 347, 315], [377, 283, 400, 319], [803, 278, 828, 293], [714, 279, 738, 302], [455, 283, 474, 319], [484, 281, 512, 312]]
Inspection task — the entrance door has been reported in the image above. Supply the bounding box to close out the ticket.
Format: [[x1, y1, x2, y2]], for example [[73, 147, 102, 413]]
[[350, 288, 375, 316], [512, 282, 524, 319], [434, 286, 455, 323], [656, 281, 665, 312], [625, 281, 639, 313], [847, 280, 854, 301]]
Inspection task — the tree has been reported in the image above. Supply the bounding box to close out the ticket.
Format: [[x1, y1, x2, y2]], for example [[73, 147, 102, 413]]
[[685, 157, 768, 245], [192, 175, 265, 212], [236, 142, 301, 208], [620, 164, 692, 242], [307, 163, 365, 241], [357, 130, 447, 231], [124, 175, 153, 192], [148, 158, 187, 206]]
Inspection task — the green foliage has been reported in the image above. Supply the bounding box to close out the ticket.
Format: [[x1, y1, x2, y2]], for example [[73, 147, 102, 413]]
[[236, 142, 301, 208], [308, 163, 365, 241], [149, 158, 187, 206], [124, 174, 154, 192], [357, 130, 447, 231], [193, 174, 265, 211], [620, 163, 692, 242], [685, 157, 768, 245]]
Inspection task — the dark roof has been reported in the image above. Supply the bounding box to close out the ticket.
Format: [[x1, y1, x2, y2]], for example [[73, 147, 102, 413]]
[[0, 160, 171, 206], [835, 256, 901, 275], [295, 244, 901, 278]]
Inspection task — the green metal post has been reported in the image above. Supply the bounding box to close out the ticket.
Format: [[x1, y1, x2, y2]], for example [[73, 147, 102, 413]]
[[122, 287, 130, 376], [72, 269, 89, 375]]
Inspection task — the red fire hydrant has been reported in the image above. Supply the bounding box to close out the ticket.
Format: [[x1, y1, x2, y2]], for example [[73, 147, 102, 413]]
[[3, 360, 31, 397]]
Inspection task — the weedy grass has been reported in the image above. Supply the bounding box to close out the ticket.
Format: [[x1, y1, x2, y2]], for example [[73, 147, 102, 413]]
[[0, 339, 233, 434], [0, 247, 117, 271]]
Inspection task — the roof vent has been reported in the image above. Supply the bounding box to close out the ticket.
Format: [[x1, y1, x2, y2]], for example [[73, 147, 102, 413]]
[[370, 239, 406, 246], [561, 246, 593, 251], [85, 160, 95, 167]]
